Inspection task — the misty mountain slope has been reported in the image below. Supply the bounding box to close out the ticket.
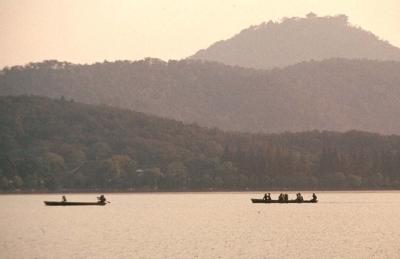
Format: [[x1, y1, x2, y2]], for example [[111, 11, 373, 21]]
[[1, 59, 400, 134], [189, 13, 400, 69]]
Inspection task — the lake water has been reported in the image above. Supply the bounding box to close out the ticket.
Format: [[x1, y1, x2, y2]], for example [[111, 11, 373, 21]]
[[1, 192, 400, 258]]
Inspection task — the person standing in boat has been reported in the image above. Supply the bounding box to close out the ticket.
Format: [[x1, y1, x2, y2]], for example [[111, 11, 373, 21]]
[[62, 195, 67, 202], [98, 195, 106, 203], [312, 193, 317, 201]]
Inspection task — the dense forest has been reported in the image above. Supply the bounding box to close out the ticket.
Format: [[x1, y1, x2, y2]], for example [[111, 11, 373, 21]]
[[190, 13, 400, 69], [2, 59, 400, 134], [1, 96, 400, 191]]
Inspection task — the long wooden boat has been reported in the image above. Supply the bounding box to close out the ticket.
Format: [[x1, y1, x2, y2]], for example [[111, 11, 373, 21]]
[[251, 198, 317, 204], [44, 201, 107, 206]]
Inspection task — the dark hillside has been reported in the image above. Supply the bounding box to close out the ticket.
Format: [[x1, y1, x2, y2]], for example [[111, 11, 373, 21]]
[[1, 96, 400, 191]]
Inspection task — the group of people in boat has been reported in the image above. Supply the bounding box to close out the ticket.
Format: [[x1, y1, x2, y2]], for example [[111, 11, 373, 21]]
[[263, 192, 318, 202], [61, 195, 107, 203], [263, 193, 272, 201]]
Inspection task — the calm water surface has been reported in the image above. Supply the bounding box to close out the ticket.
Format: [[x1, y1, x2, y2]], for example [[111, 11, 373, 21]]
[[1, 192, 400, 258]]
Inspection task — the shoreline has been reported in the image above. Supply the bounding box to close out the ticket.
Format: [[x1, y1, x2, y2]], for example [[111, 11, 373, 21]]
[[1, 187, 399, 195]]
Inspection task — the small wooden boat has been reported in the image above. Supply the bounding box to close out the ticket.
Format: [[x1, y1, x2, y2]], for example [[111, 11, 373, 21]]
[[251, 198, 317, 204], [44, 201, 108, 206]]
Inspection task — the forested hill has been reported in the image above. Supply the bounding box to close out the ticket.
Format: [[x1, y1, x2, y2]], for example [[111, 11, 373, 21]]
[[2, 59, 400, 134], [1, 96, 400, 191], [190, 13, 400, 69]]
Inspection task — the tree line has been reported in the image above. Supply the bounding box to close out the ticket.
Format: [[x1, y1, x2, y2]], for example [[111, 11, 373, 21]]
[[1, 96, 400, 191]]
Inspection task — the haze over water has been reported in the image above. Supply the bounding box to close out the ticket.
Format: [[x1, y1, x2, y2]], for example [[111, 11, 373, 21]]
[[1, 192, 400, 258]]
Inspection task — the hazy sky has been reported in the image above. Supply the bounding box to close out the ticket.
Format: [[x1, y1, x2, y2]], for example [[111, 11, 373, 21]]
[[1, 0, 399, 68]]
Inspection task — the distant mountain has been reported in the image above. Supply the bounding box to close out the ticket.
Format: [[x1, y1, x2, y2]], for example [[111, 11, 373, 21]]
[[2, 95, 400, 191], [189, 13, 400, 69], [1, 58, 400, 134]]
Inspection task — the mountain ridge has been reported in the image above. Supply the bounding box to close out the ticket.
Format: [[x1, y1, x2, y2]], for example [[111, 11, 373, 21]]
[[1, 58, 400, 134], [189, 13, 400, 69]]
